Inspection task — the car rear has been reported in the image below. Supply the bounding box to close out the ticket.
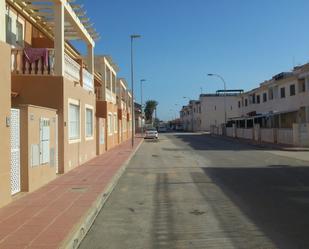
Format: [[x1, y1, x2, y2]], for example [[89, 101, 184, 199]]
[[145, 129, 159, 139]]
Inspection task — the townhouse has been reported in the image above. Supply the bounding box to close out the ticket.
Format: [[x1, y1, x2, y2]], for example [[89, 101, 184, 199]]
[[0, 0, 134, 209], [227, 65, 309, 146]]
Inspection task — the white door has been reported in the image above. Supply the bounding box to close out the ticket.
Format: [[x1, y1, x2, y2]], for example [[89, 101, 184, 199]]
[[10, 108, 21, 195], [40, 118, 50, 164]]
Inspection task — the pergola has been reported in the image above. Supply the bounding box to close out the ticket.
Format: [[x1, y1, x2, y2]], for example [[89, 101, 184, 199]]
[[6, 0, 100, 75]]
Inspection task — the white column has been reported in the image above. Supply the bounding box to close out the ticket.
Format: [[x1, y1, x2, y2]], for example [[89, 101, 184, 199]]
[[54, 1, 64, 76], [0, 0, 6, 42], [87, 44, 94, 75]]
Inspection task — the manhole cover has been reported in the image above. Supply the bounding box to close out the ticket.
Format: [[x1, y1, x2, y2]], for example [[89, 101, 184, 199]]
[[71, 187, 88, 193]]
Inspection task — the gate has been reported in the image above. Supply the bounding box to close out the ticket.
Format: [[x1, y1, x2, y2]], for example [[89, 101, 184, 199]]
[[299, 123, 309, 146], [10, 108, 21, 195]]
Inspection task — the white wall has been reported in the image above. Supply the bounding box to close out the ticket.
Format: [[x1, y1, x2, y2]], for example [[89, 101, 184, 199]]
[[200, 96, 240, 131], [238, 75, 309, 121]]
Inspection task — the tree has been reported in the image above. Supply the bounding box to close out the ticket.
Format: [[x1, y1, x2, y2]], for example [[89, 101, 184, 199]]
[[144, 100, 158, 124]]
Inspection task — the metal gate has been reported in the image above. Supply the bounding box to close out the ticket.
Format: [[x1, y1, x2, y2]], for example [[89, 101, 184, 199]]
[[10, 108, 21, 195]]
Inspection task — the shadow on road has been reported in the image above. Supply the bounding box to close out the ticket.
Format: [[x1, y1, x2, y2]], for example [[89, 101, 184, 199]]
[[192, 166, 309, 249], [169, 133, 275, 151]]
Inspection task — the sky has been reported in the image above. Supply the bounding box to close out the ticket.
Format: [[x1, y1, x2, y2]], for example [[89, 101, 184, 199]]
[[79, 0, 309, 121]]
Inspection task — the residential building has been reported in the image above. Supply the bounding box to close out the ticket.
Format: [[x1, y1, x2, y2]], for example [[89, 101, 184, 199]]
[[0, 13, 11, 207], [117, 78, 131, 143], [225, 65, 309, 146], [2, 0, 98, 207], [180, 91, 241, 132], [95, 55, 132, 151]]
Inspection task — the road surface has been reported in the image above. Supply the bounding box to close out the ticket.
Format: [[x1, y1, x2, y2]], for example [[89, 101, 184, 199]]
[[79, 133, 309, 249]]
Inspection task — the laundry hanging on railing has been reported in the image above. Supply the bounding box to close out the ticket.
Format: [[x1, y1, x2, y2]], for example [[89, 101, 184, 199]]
[[24, 48, 49, 66]]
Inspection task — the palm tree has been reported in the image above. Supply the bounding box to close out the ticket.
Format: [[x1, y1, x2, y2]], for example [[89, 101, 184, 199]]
[[144, 100, 158, 124]]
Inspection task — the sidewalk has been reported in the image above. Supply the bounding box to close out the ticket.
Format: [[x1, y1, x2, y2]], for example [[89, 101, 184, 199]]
[[0, 138, 143, 249]]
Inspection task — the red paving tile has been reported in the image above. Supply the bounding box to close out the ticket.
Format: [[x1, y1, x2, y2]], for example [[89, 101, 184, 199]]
[[0, 138, 142, 249]]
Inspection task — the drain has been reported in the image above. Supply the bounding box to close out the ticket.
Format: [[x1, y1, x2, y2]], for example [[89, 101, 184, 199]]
[[71, 187, 88, 193]]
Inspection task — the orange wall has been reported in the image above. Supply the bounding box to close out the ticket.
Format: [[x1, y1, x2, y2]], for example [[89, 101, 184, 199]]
[[0, 42, 12, 208], [19, 105, 57, 192], [11, 75, 96, 174], [63, 78, 96, 172]]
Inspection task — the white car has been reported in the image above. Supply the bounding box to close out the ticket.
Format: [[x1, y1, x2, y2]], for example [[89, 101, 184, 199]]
[[145, 128, 159, 139]]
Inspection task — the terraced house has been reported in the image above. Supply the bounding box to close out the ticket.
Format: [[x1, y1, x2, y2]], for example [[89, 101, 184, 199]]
[[229, 65, 309, 146], [95, 56, 132, 153], [0, 0, 100, 208]]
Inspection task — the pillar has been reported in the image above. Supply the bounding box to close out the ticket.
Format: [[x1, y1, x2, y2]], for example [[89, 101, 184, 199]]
[[0, 0, 5, 42], [87, 44, 94, 75], [54, 2, 64, 76]]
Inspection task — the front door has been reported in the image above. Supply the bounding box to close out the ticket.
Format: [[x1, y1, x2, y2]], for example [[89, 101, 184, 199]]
[[10, 108, 21, 195]]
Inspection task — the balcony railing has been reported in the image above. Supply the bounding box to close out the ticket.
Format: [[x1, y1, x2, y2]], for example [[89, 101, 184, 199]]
[[64, 53, 80, 82], [82, 68, 94, 92], [11, 48, 94, 92], [11, 48, 55, 75]]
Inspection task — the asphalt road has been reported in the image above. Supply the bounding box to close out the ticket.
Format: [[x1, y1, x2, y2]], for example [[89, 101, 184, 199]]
[[79, 133, 309, 249]]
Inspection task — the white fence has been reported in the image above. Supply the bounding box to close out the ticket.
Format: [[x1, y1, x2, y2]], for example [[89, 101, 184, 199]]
[[277, 129, 293, 145], [261, 129, 275, 143]]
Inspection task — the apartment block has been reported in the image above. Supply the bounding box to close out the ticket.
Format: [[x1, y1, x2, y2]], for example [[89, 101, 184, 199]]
[[0, 0, 100, 207]]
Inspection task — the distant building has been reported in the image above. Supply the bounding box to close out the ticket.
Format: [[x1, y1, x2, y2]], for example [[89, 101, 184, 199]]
[[180, 91, 242, 132]]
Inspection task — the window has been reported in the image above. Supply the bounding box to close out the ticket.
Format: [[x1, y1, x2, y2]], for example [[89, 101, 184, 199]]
[[280, 87, 286, 98], [85, 107, 93, 138], [238, 101, 241, 108], [298, 79, 306, 93], [252, 94, 256, 104], [256, 95, 260, 104], [69, 103, 80, 140], [16, 21, 23, 46], [5, 14, 12, 44], [114, 114, 118, 132], [268, 88, 274, 100], [290, 84, 296, 96], [245, 99, 248, 107], [214, 105, 216, 110], [263, 93, 267, 102], [108, 114, 113, 135]]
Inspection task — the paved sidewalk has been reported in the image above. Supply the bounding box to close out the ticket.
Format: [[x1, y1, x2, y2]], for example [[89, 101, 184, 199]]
[[0, 138, 142, 249]]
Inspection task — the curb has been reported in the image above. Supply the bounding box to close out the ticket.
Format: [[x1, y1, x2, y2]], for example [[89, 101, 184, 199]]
[[60, 139, 144, 249]]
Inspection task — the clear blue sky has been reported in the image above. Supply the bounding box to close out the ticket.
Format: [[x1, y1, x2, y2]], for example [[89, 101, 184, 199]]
[[81, 0, 309, 121]]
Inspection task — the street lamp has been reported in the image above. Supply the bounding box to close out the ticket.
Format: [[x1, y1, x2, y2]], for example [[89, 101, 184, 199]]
[[207, 73, 227, 124], [130, 34, 141, 148], [140, 79, 147, 136]]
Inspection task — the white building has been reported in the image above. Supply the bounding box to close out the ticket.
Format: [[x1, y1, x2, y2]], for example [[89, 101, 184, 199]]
[[180, 91, 242, 132]]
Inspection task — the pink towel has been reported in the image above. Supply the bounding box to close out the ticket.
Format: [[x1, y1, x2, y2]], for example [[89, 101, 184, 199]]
[[24, 48, 49, 66]]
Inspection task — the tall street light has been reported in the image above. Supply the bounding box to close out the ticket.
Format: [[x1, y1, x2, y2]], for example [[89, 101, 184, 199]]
[[130, 34, 141, 148], [140, 79, 147, 136], [207, 73, 227, 124]]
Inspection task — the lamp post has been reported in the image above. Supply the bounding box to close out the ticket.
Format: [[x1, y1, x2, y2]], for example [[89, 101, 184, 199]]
[[130, 34, 141, 148], [140, 79, 147, 136], [207, 73, 227, 124]]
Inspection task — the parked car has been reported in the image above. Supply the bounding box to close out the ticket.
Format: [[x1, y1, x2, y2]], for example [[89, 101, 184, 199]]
[[145, 128, 159, 139], [158, 126, 167, 132]]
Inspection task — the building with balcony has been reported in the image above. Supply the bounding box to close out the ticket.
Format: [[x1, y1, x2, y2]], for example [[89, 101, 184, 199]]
[[95, 55, 122, 151], [229, 65, 309, 146], [117, 78, 132, 143], [0, 0, 99, 207]]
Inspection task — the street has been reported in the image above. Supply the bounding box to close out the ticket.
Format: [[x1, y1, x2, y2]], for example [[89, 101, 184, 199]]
[[79, 133, 309, 249]]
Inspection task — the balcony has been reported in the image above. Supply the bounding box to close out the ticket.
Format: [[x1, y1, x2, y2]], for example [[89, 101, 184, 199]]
[[95, 87, 116, 104], [11, 48, 93, 92]]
